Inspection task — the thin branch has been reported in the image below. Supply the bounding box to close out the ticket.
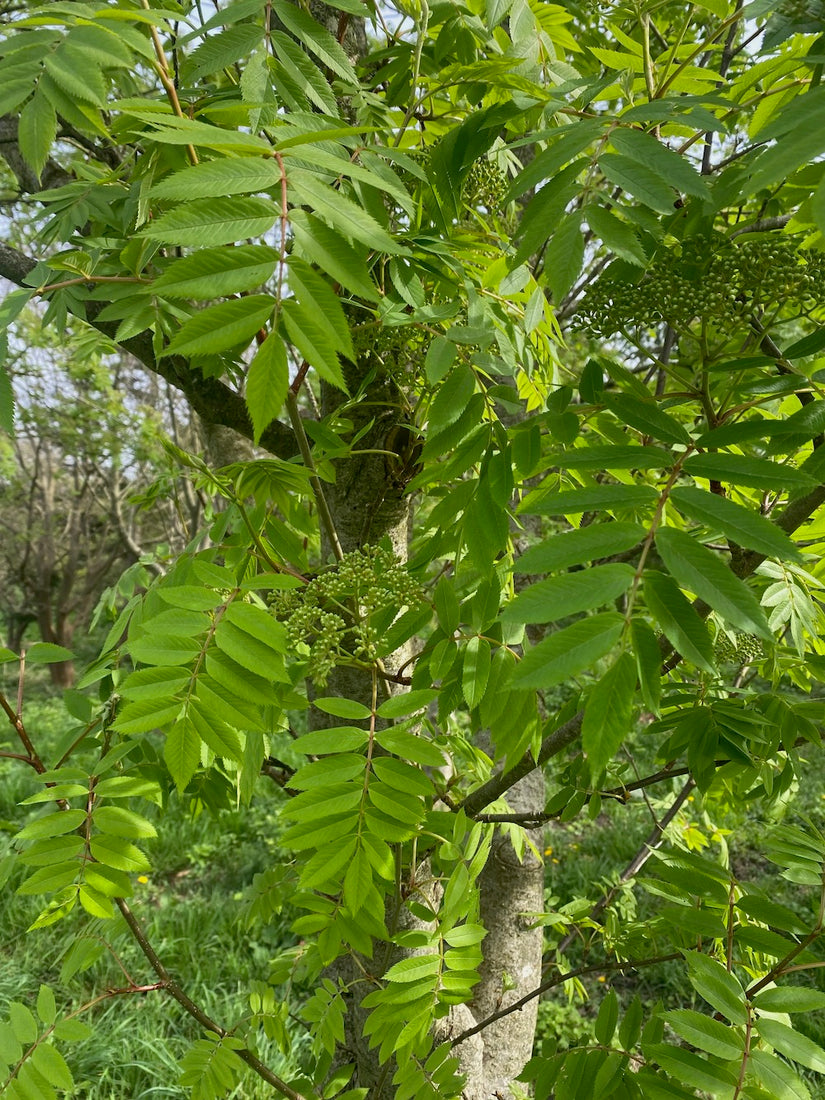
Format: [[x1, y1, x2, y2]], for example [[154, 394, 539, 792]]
[[556, 779, 695, 955], [452, 953, 680, 1047], [115, 900, 315, 1100]]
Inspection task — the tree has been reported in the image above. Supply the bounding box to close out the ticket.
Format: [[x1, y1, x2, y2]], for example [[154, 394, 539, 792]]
[[0, 325, 197, 685], [1, 0, 825, 1097]]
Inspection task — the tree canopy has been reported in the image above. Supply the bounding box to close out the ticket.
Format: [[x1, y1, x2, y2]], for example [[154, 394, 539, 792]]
[[2, 0, 825, 1097]]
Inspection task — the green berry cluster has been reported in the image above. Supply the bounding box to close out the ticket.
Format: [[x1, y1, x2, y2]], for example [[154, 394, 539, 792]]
[[463, 156, 508, 212], [714, 632, 764, 665], [350, 320, 429, 380], [393, 144, 507, 212], [274, 546, 423, 684], [577, 237, 825, 336]]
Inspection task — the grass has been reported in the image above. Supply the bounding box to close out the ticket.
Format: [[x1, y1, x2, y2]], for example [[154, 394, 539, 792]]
[[3, 692, 825, 1095], [0, 695, 305, 1098]]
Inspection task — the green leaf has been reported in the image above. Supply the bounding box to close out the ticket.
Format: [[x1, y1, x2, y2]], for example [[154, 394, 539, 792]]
[[290, 211, 379, 301], [631, 618, 661, 713], [685, 952, 747, 1024], [165, 718, 200, 792], [513, 613, 625, 689], [603, 393, 691, 445], [503, 564, 635, 623], [643, 571, 715, 673], [655, 527, 771, 639], [0, 365, 14, 436], [547, 446, 673, 472], [161, 295, 274, 359], [187, 22, 263, 79], [755, 986, 825, 1014], [314, 697, 372, 720], [152, 245, 279, 299], [643, 1043, 738, 1093], [519, 485, 658, 515], [609, 128, 710, 199], [594, 990, 619, 1046], [93, 806, 157, 839], [683, 453, 817, 491], [288, 169, 403, 255], [24, 643, 74, 665], [287, 256, 354, 361], [35, 986, 56, 1027], [292, 726, 369, 755], [670, 486, 802, 561], [582, 651, 635, 776], [188, 698, 243, 761], [744, 90, 825, 194], [17, 809, 86, 840], [374, 728, 445, 766], [281, 298, 347, 391], [599, 152, 678, 213], [383, 954, 441, 983], [514, 522, 645, 573], [140, 197, 278, 247], [30, 1038, 73, 1091], [150, 157, 280, 201], [429, 365, 476, 434], [462, 636, 491, 710], [17, 91, 57, 180], [755, 1019, 825, 1074], [544, 211, 584, 302], [89, 835, 150, 874], [9, 1002, 38, 1044], [246, 332, 288, 443], [273, 3, 358, 83], [376, 690, 439, 718], [662, 1009, 744, 1059], [748, 1049, 812, 1100], [586, 203, 647, 266]]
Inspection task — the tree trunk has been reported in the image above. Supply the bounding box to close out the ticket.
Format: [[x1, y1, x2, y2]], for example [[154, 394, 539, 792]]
[[312, 369, 544, 1097]]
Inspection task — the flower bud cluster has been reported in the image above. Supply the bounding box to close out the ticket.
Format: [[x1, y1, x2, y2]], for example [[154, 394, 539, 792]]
[[714, 631, 764, 665], [273, 546, 423, 683], [577, 237, 825, 336]]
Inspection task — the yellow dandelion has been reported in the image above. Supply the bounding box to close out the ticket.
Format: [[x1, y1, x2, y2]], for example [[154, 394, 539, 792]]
[[597, 975, 606, 983], [544, 846, 553, 856], [137, 875, 149, 885]]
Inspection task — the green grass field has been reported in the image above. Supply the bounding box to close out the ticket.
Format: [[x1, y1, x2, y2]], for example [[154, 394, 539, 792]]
[[2, 693, 825, 1096]]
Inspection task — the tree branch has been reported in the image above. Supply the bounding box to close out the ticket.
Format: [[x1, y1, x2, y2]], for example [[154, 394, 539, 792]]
[[0, 243, 297, 459], [452, 952, 681, 1047], [460, 476, 825, 815]]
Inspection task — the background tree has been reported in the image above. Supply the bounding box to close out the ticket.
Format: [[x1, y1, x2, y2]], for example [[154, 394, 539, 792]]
[[0, 324, 197, 685], [0, 0, 825, 1098]]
